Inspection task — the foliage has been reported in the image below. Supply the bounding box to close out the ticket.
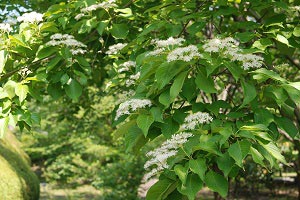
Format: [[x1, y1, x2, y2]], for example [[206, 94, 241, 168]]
[[0, 131, 40, 200], [21, 86, 145, 199], [1, 0, 300, 199]]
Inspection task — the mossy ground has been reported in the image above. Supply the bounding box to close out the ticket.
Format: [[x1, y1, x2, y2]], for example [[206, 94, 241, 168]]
[[0, 132, 40, 200]]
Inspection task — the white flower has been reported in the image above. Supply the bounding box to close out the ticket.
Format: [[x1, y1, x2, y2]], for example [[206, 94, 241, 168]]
[[125, 72, 140, 87], [70, 48, 87, 55], [106, 43, 127, 55], [6, 16, 18, 25], [46, 33, 87, 55], [144, 132, 193, 181], [115, 99, 152, 120], [203, 37, 263, 70], [0, 23, 12, 32], [146, 48, 165, 57], [121, 61, 136, 68], [167, 45, 201, 62], [181, 112, 213, 130], [75, 13, 85, 20], [18, 67, 32, 77], [81, 0, 117, 13], [17, 12, 43, 23], [151, 37, 185, 48], [203, 37, 239, 53], [118, 61, 136, 73]]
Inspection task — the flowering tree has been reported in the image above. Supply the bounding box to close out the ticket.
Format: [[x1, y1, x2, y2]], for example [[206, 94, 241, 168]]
[[1, 0, 300, 199]]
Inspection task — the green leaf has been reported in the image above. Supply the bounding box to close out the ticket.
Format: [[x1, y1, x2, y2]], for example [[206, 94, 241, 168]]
[[276, 34, 289, 46], [47, 83, 63, 100], [252, 38, 273, 50], [97, 21, 109, 35], [199, 135, 222, 156], [150, 107, 164, 123], [125, 124, 147, 154], [161, 118, 179, 138], [0, 50, 8, 74], [146, 179, 177, 200], [235, 32, 255, 43], [60, 73, 70, 85], [251, 68, 287, 83], [254, 109, 274, 126], [137, 114, 154, 137], [240, 124, 269, 132], [275, 117, 298, 139], [46, 56, 62, 72], [3, 80, 16, 99], [224, 61, 243, 81], [178, 173, 203, 200], [260, 142, 287, 164], [156, 62, 187, 90], [116, 8, 133, 18], [217, 152, 235, 177], [195, 71, 217, 93], [293, 26, 300, 37], [241, 79, 256, 107], [189, 157, 207, 180], [205, 171, 228, 198], [0, 117, 9, 138], [250, 147, 265, 167], [170, 71, 188, 101], [64, 79, 82, 101], [110, 24, 129, 39], [15, 84, 29, 103], [181, 77, 197, 102], [159, 89, 171, 108], [228, 140, 251, 167], [174, 164, 188, 185], [35, 46, 57, 61]]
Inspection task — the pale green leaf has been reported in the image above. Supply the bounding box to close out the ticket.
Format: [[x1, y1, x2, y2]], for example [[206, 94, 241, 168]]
[[0, 117, 9, 138], [0, 50, 8, 74], [174, 164, 188, 185], [15, 83, 29, 102]]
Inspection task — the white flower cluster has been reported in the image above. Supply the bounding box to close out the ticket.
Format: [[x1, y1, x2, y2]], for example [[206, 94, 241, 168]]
[[17, 12, 43, 23], [167, 45, 201, 62], [151, 37, 185, 48], [144, 132, 193, 181], [106, 43, 127, 55], [147, 37, 185, 57], [0, 23, 12, 32], [147, 37, 201, 62], [118, 61, 136, 73], [125, 72, 140, 87], [203, 37, 263, 70], [115, 98, 152, 120], [203, 37, 238, 53], [75, 0, 117, 20], [46, 33, 87, 55], [18, 67, 32, 77], [181, 112, 213, 130]]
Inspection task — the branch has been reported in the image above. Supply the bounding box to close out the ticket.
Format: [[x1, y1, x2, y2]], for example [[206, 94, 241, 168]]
[[286, 55, 300, 70], [0, 55, 56, 83]]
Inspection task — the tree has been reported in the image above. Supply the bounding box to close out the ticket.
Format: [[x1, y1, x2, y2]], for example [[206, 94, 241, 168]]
[[0, 0, 300, 199]]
